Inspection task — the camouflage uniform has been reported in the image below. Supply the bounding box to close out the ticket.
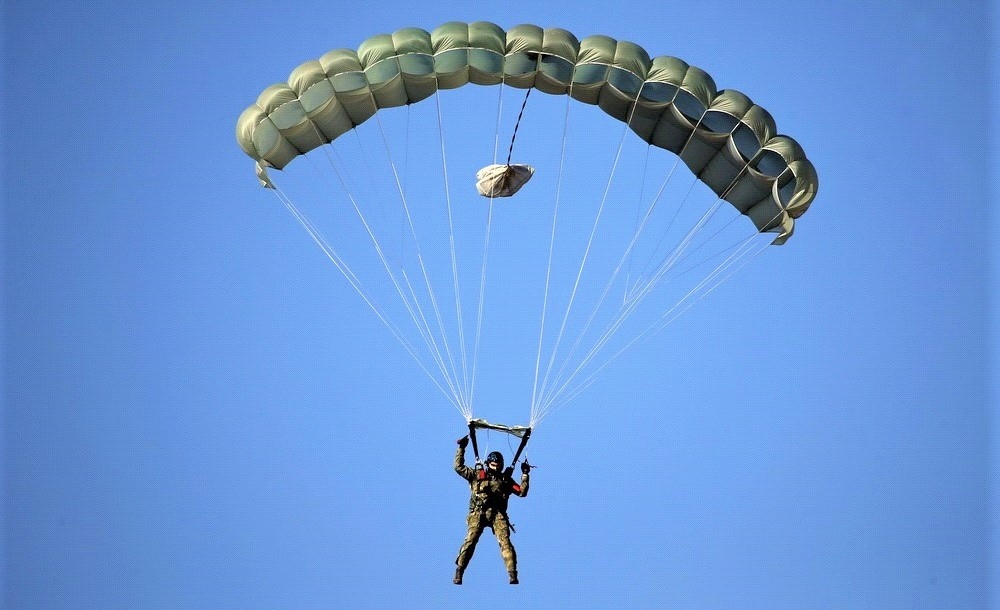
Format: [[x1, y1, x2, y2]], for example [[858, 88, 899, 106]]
[[454, 445, 529, 580]]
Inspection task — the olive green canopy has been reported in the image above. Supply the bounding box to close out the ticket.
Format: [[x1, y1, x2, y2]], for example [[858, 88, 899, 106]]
[[236, 22, 817, 243]]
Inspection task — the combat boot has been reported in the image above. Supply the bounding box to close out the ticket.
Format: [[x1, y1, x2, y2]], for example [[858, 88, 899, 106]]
[[508, 570, 518, 585], [453, 567, 464, 585]]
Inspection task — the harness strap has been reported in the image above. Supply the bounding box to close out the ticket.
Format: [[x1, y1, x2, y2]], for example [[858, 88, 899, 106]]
[[469, 421, 532, 467], [510, 428, 532, 466], [468, 422, 481, 464]]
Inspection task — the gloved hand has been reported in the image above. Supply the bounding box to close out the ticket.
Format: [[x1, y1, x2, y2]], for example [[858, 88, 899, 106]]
[[521, 460, 531, 474], [457, 435, 469, 448]]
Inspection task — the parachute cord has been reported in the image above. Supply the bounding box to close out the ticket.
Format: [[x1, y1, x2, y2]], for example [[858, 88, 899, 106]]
[[625, 145, 654, 295], [570, 150, 783, 388], [627, 190, 722, 302], [529, 92, 573, 425], [342, 129, 466, 411], [539, 152, 678, 407], [667, 211, 753, 277], [505, 89, 532, 166], [537, 103, 769, 416], [268, 183, 465, 415], [302, 124, 468, 411], [468, 80, 508, 413], [629, 99, 711, 293], [538, 197, 727, 412], [535, 87, 643, 412], [400, 104, 412, 262], [534, 119, 624, 412], [536, 232, 770, 421], [626, 147, 768, 303], [469, 198, 495, 413], [395, 266, 471, 419], [535, 229, 772, 421], [630, 116, 768, 302], [614, 146, 691, 304], [543, 194, 737, 412], [630, 173, 699, 297], [492, 77, 507, 167], [544, 173, 691, 405], [434, 91, 473, 408], [327, 127, 466, 413], [372, 110, 469, 412]]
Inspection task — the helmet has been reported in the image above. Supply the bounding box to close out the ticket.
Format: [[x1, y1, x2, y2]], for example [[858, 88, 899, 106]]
[[485, 451, 504, 470]]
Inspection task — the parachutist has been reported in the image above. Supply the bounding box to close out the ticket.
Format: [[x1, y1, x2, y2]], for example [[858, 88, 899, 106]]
[[453, 438, 529, 585]]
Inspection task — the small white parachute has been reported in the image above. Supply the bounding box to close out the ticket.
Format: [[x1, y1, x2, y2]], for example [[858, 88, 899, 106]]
[[475, 164, 535, 198]]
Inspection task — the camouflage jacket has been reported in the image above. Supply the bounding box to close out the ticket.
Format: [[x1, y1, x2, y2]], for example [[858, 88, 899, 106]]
[[455, 445, 529, 515]]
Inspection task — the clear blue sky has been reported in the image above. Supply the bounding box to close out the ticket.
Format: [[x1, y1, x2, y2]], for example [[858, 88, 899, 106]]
[[3, 1, 995, 608]]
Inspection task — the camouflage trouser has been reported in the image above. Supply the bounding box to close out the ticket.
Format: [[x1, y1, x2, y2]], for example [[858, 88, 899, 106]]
[[455, 510, 516, 572]]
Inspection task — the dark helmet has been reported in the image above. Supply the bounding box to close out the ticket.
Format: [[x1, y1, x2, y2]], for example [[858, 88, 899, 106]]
[[485, 451, 504, 470]]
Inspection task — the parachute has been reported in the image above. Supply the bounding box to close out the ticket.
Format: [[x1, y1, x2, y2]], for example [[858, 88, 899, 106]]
[[236, 22, 818, 433]]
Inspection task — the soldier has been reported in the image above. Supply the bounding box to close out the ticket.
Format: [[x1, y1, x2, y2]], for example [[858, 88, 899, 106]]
[[453, 435, 530, 585]]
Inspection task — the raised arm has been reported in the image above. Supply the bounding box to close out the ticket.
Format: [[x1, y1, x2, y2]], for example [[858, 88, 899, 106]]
[[511, 461, 530, 497], [454, 436, 475, 481]]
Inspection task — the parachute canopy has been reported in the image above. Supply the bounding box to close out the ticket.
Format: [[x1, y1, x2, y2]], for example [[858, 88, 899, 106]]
[[235, 22, 820, 428], [236, 21, 817, 244]]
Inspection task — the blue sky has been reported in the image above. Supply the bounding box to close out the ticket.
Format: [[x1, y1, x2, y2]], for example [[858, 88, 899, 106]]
[[3, 1, 995, 608]]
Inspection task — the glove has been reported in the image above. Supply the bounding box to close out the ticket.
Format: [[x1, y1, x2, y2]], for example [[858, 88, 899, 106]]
[[457, 435, 469, 448], [521, 461, 531, 475]]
